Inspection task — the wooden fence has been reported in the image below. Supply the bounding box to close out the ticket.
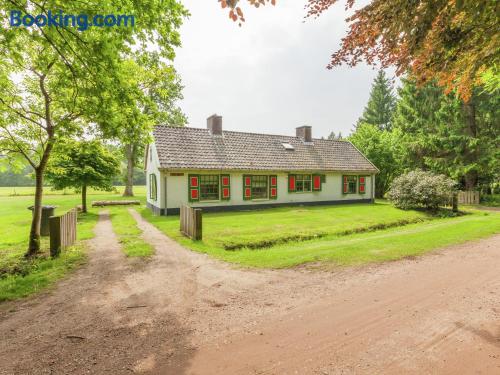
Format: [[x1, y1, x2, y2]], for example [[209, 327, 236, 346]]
[[50, 209, 77, 257], [180, 205, 202, 240], [458, 191, 480, 205]]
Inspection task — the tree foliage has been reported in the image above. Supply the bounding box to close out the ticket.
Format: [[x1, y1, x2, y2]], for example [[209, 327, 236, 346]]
[[349, 123, 403, 198], [357, 70, 396, 131], [219, 0, 276, 24], [303, 0, 499, 101], [0, 0, 187, 255], [46, 140, 120, 213], [393, 78, 499, 190], [100, 58, 187, 197]]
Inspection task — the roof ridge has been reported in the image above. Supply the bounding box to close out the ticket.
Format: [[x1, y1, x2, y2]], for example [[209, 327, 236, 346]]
[[154, 125, 349, 143]]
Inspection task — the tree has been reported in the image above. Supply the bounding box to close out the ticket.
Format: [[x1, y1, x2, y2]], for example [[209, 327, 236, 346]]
[[116, 59, 187, 197], [349, 123, 404, 198], [327, 131, 343, 140], [46, 141, 120, 213], [0, 0, 187, 256], [226, 0, 499, 101], [357, 70, 396, 131], [393, 78, 499, 190]]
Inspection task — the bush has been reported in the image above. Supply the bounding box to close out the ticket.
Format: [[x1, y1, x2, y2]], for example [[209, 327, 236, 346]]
[[388, 170, 457, 210]]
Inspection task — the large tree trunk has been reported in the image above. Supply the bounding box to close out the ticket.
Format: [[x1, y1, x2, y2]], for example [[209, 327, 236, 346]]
[[25, 69, 55, 257], [123, 143, 135, 197], [26, 169, 44, 257], [463, 100, 479, 190], [82, 184, 88, 213]]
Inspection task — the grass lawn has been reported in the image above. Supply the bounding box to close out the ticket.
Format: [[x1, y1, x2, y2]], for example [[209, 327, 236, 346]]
[[109, 207, 154, 257], [141, 202, 431, 250], [0, 186, 146, 302], [141, 203, 500, 268]]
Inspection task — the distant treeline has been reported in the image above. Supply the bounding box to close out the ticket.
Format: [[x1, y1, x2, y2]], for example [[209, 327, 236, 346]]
[[0, 166, 145, 187]]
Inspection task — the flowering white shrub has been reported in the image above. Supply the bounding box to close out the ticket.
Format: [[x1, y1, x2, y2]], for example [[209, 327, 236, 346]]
[[388, 170, 457, 210]]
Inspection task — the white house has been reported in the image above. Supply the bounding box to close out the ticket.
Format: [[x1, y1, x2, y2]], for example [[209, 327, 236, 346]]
[[145, 115, 379, 215]]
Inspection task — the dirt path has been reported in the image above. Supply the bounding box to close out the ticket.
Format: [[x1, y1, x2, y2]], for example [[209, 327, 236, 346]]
[[0, 210, 499, 375]]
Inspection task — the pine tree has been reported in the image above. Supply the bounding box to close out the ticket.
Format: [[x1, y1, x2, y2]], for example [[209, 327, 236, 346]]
[[393, 79, 499, 190], [358, 70, 396, 131]]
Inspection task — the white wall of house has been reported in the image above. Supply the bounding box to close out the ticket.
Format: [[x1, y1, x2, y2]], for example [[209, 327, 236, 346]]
[[155, 170, 374, 213]]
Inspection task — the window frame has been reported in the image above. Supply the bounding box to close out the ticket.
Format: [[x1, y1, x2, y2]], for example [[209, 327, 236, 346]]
[[250, 175, 269, 199], [295, 174, 312, 193], [199, 174, 220, 201], [343, 175, 358, 194], [149, 174, 157, 200]]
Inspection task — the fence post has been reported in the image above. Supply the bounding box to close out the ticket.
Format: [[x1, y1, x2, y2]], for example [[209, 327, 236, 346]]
[[50, 216, 62, 258], [194, 208, 202, 240], [452, 192, 458, 212]]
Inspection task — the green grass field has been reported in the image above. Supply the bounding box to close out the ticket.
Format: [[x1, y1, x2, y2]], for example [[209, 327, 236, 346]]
[[109, 207, 154, 257], [141, 203, 500, 268], [0, 186, 146, 301]]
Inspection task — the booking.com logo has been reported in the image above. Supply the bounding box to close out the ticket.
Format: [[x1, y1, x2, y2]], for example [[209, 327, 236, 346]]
[[9, 10, 135, 31]]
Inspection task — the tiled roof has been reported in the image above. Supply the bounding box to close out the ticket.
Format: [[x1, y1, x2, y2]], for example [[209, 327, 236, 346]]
[[152, 126, 379, 173]]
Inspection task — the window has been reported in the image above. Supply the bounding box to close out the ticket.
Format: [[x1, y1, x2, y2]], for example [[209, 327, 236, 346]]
[[149, 174, 157, 200], [343, 175, 357, 194], [199, 175, 219, 201], [295, 174, 312, 192], [251, 175, 268, 199]]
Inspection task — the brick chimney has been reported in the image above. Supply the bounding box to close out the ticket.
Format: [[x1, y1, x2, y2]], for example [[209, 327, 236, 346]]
[[207, 114, 223, 136], [296, 125, 312, 143]]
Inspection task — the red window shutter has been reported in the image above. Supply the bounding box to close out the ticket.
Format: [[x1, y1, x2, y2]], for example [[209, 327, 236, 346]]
[[190, 176, 198, 187], [358, 175, 366, 194], [269, 175, 277, 199], [342, 175, 348, 194], [288, 175, 296, 192], [188, 175, 200, 202], [313, 175, 321, 191], [191, 189, 198, 200], [243, 175, 252, 200], [221, 174, 230, 200]]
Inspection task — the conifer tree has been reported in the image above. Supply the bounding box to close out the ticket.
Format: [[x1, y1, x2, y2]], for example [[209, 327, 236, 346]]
[[357, 71, 396, 131]]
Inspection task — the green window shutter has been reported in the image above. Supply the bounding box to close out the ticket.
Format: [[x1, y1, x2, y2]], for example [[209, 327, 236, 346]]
[[358, 176, 366, 194], [269, 175, 278, 199], [288, 174, 296, 192], [243, 175, 252, 200], [221, 174, 231, 200], [312, 174, 322, 191], [188, 174, 200, 202]]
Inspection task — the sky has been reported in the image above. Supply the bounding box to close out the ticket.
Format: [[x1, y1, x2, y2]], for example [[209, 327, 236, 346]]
[[174, 0, 394, 139]]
